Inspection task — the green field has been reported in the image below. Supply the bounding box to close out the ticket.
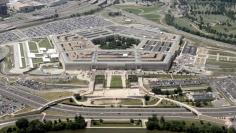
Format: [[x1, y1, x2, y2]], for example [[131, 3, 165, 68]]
[[168, 0, 236, 44], [110, 75, 123, 88], [38, 38, 53, 49], [21, 58, 26, 68], [28, 41, 38, 53], [19, 43, 24, 57], [95, 75, 106, 87], [123, 8, 142, 14], [115, 4, 163, 23], [173, 18, 198, 33], [32, 58, 43, 64], [145, 98, 159, 105], [120, 99, 143, 105]]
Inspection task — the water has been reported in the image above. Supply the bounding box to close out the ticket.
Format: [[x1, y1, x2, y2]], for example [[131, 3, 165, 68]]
[[49, 129, 179, 133]]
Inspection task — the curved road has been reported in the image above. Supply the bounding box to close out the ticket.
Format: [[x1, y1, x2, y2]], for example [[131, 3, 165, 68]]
[[0, 82, 236, 122]]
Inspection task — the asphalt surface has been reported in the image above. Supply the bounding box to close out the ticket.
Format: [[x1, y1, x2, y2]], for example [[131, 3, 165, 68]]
[[0, 81, 236, 122]]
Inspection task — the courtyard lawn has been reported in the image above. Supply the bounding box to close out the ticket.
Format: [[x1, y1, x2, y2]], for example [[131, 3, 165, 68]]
[[19, 43, 24, 57], [28, 41, 38, 53], [38, 38, 53, 49], [21, 58, 26, 68], [32, 58, 43, 64], [110, 75, 123, 88]]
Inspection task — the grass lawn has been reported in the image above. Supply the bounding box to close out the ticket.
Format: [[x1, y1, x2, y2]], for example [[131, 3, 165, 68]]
[[207, 55, 217, 60], [19, 43, 24, 57], [36, 91, 73, 101], [174, 18, 198, 32], [115, 4, 162, 23], [206, 59, 236, 68], [32, 38, 42, 43], [14, 105, 34, 114], [95, 75, 105, 84], [124, 8, 143, 14], [110, 75, 123, 88], [38, 38, 53, 49], [21, 58, 26, 68], [157, 100, 178, 108], [141, 13, 160, 22], [120, 99, 143, 105], [32, 58, 43, 64], [116, 4, 163, 14], [55, 79, 89, 85], [61, 98, 79, 106], [28, 41, 38, 53], [146, 97, 159, 105], [208, 50, 236, 56]]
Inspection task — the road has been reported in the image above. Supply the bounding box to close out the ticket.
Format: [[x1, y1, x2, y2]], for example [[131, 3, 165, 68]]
[[0, 81, 236, 122], [108, 6, 236, 50]]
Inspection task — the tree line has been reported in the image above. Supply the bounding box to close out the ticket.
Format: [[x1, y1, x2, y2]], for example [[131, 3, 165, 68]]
[[165, 14, 236, 44], [2, 115, 87, 133], [146, 115, 236, 133]]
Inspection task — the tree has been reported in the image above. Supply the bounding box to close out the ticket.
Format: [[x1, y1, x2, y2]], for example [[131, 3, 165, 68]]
[[160, 116, 165, 124], [44, 120, 53, 131], [146, 121, 155, 130], [228, 127, 236, 133], [74, 115, 87, 129], [152, 87, 162, 95], [15, 118, 29, 130], [6, 127, 13, 133], [99, 119, 103, 124], [165, 14, 175, 25], [74, 94, 82, 100], [130, 118, 134, 124], [144, 95, 150, 101], [195, 101, 201, 107], [206, 87, 212, 92], [177, 86, 183, 95], [26, 120, 46, 133]]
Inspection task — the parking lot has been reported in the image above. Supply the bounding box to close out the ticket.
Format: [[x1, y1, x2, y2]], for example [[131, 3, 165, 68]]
[[16, 79, 43, 90], [0, 31, 20, 44], [211, 77, 236, 103], [149, 78, 208, 87], [0, 96, 24, 116], [22, 15, 113, 38]]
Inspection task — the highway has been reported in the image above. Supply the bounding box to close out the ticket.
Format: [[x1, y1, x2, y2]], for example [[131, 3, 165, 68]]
[[108, 6, 236, 51], [0, 82, 236, 122]]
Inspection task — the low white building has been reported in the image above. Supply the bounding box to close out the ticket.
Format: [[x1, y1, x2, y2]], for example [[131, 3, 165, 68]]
[[186, 92, 214, 102]]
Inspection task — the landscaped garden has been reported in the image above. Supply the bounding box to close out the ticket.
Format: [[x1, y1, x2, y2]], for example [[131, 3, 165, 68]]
[[92, 35, 140, 49], [110, 75, 123, 88]]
